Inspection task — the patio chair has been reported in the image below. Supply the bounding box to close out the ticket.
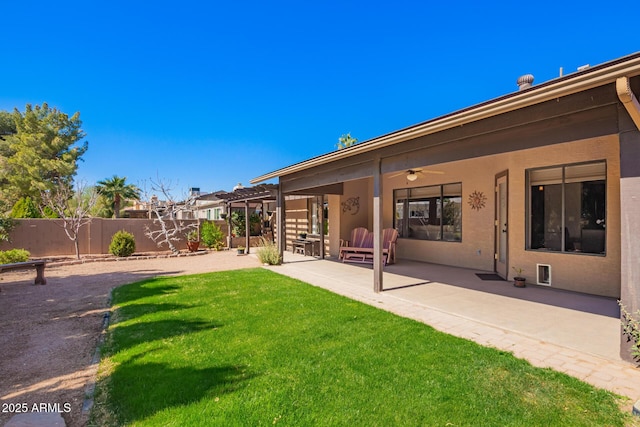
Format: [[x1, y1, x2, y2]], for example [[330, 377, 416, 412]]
[[382, 228, 399, 265], [339, 227, 397, 266], [339, 227, 369, 259]]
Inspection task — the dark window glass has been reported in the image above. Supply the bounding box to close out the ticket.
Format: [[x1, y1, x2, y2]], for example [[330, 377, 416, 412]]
[[528, 161, 606, 255], [394, 183, 462, 242]]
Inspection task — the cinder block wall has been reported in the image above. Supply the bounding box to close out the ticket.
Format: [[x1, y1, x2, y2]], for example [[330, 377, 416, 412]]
[[0, 218, 229, 257]]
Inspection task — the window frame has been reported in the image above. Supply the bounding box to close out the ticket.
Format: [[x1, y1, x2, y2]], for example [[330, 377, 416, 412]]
[[393, 182, 462, 242], [525, 160, 607, 256], [212, 207, 222, 221]]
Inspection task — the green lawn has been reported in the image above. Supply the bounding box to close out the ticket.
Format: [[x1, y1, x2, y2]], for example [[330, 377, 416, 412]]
[[91, 268, 630, 426]]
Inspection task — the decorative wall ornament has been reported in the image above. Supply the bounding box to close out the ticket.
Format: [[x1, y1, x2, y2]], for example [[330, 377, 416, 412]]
[[341, 197, 360, 215], [468, 190, 487, 211]]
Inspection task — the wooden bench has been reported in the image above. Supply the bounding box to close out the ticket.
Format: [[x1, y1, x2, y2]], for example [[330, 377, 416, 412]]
[[292, 239, 320, 256], [0, 261, 47, 285], [340, 247, 390, 265], [339, 228, 398, 266]]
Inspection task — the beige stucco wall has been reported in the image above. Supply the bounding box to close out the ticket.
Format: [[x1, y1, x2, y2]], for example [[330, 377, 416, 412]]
[[379, 134, 620, 298], [508, 135, 621, 298], [327, 194, 342, 257], [386, 158, 495, 272], [324, 178, 375, 257]]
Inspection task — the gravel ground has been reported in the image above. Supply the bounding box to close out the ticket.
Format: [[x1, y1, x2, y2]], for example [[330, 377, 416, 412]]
[[0, 250, 261, 427]]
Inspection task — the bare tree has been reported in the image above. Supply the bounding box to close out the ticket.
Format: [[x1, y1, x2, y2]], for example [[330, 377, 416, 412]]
[[143, 178, 197, 254], [40, 181, 98, 259]]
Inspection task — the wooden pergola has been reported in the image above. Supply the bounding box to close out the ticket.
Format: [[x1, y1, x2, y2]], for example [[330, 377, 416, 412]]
[[216, 184, 278, 253]]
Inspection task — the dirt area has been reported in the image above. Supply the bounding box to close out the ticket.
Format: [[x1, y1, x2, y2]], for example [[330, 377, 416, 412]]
[[0, 250, 261, 427]]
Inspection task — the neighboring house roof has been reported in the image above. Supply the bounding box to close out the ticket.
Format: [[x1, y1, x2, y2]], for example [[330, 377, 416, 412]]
[[195, 190, 226, 201], [251, 51, 640, 184]]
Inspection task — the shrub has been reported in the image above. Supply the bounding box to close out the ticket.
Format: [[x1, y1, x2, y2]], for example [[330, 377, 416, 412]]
[[10, 197, 41, 218], [256, 237, 280, 265], [0, 249, 30, 264], [619, 301, 640, 362], [201, 221, 225, 250], [109, 230, 136, 257]]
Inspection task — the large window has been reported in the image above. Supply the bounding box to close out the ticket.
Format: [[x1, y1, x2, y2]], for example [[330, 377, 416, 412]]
[[394, 183, 462, 241], [527, 161, 606, 255]]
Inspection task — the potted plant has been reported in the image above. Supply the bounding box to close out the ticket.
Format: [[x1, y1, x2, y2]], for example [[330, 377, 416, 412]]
[[186, 230, 200, 252], [237, 245, 245, 255], [512, 266, 526, 288]]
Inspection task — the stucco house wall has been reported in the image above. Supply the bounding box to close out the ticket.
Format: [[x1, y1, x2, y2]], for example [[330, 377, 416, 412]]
[[338, 179, 372, 245], [382, 134, 620, 298]]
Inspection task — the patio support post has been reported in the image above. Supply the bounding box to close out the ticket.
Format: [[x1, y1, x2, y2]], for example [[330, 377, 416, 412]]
[[245, 201, 250, 254], [226, 202, 231, 250], [259, 201, 264, 236], [618, 105, 640, 362], [319, 195, 325, 259], [276, 182, 285, 263], [373, 156, 383, 293]]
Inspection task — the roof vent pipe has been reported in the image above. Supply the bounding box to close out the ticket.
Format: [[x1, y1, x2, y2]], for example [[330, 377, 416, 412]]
[[517, 74, 534, 91]]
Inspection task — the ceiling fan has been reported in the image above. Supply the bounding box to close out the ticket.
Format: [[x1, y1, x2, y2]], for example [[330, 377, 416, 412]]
[[389, 169, 444, 181]]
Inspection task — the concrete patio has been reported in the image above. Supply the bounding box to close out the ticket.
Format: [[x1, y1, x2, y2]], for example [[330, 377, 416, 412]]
[[264, 253, 640, 404]]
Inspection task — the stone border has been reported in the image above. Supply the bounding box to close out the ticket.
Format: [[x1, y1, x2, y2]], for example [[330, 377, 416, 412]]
[[46, 249, 211, 268], [81, 288, 114, 416]]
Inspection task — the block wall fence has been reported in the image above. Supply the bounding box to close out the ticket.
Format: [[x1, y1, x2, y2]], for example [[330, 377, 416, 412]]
[[0, 218, 229, 257]]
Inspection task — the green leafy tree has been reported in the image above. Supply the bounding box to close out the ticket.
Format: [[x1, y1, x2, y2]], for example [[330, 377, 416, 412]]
[[10, 196, 41, 218], [200, 221, 224, 250], [0, 200, 16, 242], [0, 111, 16, 139], [0, 103, 87, 206], [96, 175, 141, 218], [337, 132, 358, 150], [231, 210, 261, 237], [0, 217, 14, 242]]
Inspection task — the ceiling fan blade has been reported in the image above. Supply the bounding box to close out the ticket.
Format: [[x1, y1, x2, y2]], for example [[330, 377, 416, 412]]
[[388, 168, 444, 178], [388, 171, 406, 178]]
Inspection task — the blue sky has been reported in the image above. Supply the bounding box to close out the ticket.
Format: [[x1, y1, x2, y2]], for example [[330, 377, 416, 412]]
[[2, 1, 638, 195]]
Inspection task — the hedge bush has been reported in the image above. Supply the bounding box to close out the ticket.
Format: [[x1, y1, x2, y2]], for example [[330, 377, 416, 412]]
[[200, 221, 225, 250], [109, 230, 136, 257], [0, 249, 30, 264]]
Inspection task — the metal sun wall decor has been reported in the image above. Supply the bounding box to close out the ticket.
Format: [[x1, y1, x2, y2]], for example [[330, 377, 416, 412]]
[[341, 196, 360, 215], [468, 190, 487, 211]]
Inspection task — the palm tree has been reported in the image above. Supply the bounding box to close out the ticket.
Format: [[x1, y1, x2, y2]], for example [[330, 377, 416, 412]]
[[337, 132, 358, 150], [96, 175, 141, 218]]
